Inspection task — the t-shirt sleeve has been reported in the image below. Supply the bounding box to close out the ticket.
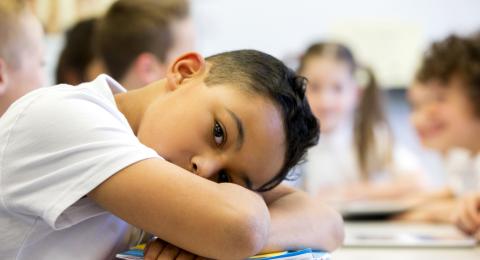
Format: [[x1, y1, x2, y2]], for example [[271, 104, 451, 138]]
[[0, 88, 160, 230]]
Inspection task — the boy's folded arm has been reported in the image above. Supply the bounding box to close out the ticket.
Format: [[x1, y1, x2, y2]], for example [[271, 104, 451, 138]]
[[261, 185, 344, 253], [88, 158, 270, 259]]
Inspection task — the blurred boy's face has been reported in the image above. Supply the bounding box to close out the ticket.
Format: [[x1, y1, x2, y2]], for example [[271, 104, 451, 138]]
[[302, 57, 358, 133], [409, 78, 480, 153], [137, 78, 286, 190], [4, 11, 45, 102], [120, 17, 195, 91]]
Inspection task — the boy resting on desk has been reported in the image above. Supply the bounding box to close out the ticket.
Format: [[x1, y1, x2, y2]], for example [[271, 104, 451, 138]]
[[0, 50, 344, 260]]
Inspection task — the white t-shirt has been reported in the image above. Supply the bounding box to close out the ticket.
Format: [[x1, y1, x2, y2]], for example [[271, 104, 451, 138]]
[[444, 148, 480, 197], [0, 75, 160, 259], [302, 123, 423, 195]]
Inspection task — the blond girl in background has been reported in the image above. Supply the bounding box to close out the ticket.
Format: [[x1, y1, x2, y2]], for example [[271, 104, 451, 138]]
[[298, 42, 426, 204]]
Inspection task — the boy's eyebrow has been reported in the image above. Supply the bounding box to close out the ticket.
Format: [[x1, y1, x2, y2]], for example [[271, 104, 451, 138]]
[[225, 108, 244, 151], [224, 109, 252, 190]]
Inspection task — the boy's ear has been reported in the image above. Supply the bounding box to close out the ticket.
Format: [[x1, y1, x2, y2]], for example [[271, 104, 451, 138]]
[[0, 59, 9, 96], [165, 52, 206, 91], [131, 53, 166, 86]]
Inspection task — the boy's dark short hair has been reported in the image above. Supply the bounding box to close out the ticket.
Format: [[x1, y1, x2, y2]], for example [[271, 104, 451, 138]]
[[95, 0, 190, 80], [416, 33, 480, 116], [205, 50, 320, 192]]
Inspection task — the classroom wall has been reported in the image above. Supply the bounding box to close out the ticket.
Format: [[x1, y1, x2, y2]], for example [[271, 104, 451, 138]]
[[45, 0, 480, 88], [191, 0, 480, 87]]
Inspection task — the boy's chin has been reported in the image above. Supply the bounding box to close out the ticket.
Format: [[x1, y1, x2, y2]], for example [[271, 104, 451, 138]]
[[420, 138, 452, 154]]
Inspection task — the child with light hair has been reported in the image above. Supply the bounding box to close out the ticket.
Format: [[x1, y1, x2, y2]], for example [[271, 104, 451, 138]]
[[0, 0, 45, 116]]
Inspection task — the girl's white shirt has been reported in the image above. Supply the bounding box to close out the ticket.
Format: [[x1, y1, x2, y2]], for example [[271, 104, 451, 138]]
[[302, 120, 423, 196]]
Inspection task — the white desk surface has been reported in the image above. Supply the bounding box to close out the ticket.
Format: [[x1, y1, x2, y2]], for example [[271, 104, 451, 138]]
[[332, 222, 480, 260]]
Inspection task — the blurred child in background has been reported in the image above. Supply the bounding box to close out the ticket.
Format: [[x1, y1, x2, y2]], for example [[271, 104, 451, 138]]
[[0, 0, 45, 116], [55, 18, 101, 85], [404, 33, 480, 223], [95, 0, 194, 90], [298, 42, 426, 204]]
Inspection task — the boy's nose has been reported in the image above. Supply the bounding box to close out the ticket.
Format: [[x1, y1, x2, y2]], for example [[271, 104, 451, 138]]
[[190, 155, 223, 179]]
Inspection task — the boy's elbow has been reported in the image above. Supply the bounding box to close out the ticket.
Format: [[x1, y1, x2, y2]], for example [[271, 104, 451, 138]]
[[323, 207, 345, 251], [228, 208, 270, 259], [216, 188, 270, 259], [331, 210, 345, 250]]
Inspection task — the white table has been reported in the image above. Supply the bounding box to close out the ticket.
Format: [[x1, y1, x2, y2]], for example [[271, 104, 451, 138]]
[[332, 222, 480, 260]]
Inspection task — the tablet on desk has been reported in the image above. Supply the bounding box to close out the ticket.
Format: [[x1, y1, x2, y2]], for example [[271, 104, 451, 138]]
[[339, 200, 414, 221], [344, 231, 477, 248]]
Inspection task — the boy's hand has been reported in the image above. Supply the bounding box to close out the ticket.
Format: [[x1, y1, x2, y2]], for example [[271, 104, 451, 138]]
[[144, 238, 213, 260], [395, 198, 458, 223], [455, 192, 480, 237]]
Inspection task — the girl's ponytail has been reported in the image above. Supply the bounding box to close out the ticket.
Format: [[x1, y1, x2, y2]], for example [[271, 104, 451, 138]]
[[354, 66, 393, 179]]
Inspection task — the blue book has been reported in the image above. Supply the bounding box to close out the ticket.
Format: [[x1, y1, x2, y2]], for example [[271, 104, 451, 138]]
[[116, 246, 331, 260], [247, 248, 331, 260]]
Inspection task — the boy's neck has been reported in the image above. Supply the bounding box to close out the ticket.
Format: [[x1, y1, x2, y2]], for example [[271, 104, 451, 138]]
[[0, 97, 10, 117], [119, 72, 148, 91], [445, 142, 480, 157], [469, 141, 480, 156], [114, 79, 168, 134], [464, 124, 480, 156]]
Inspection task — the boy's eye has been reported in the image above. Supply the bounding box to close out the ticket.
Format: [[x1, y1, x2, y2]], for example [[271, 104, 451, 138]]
[[213, 121, 226, 146], [217, 170, 231, 183]]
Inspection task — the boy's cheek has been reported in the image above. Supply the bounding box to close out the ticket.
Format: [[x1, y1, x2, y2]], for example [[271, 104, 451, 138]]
[[410, 111, 425, 134]]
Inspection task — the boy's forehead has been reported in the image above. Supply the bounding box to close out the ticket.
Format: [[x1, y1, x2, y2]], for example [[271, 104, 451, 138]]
[[413, 79, 448, 91]]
